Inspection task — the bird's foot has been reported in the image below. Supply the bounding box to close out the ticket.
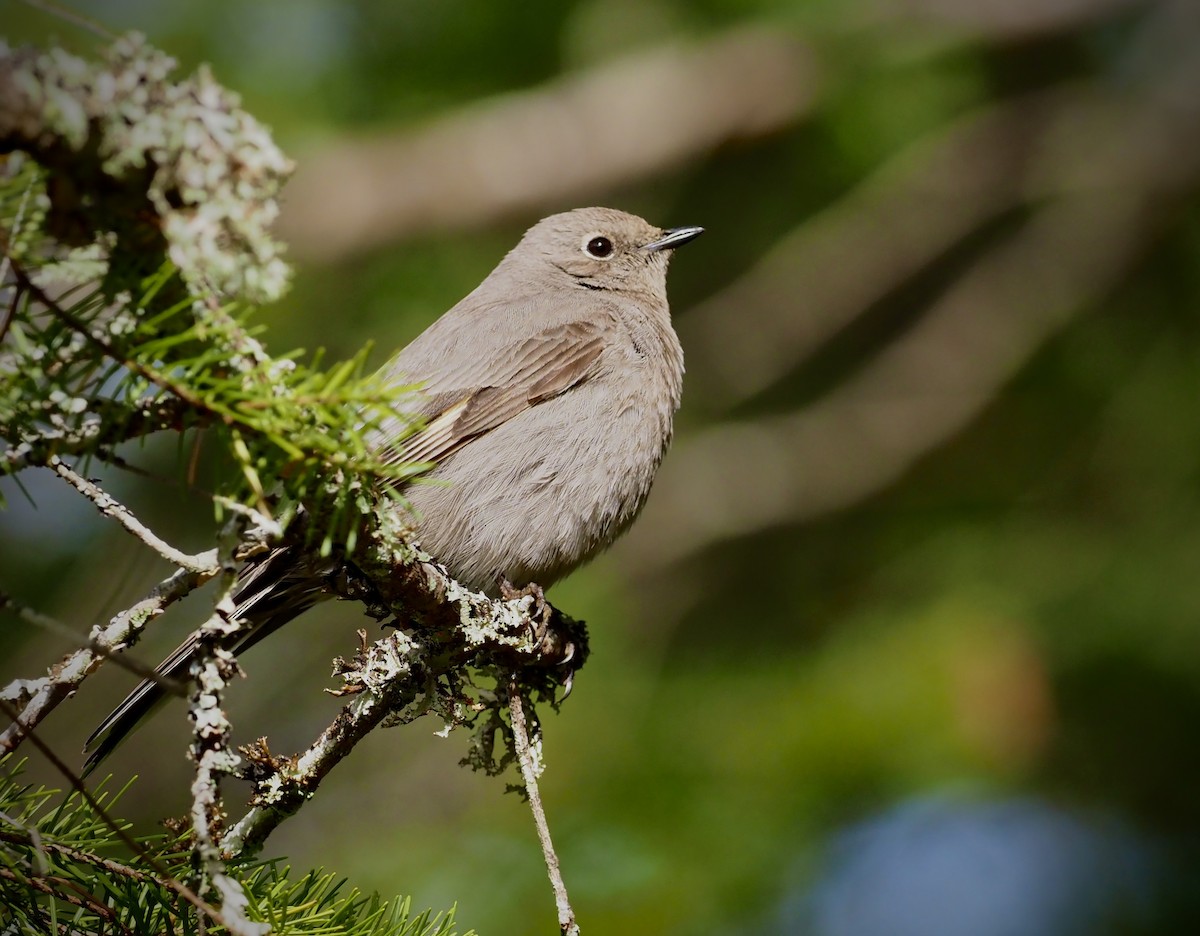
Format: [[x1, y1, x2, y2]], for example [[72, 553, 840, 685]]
[[497, 576, 585, 705], [498, 577, 553, 644]]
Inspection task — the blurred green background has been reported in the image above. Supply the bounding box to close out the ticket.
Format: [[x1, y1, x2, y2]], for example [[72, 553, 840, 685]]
[[4, 0, 1200, 932]]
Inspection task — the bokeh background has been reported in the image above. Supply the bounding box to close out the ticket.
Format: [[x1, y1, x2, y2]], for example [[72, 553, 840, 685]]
[[4, 0, 1200, 932]]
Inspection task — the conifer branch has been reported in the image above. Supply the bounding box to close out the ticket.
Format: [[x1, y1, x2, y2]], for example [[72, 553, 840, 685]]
[[221, 542, 588, 859], [0, 697, 227, 927]]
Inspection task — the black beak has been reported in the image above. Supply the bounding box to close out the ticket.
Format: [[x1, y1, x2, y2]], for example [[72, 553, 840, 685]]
[[642, 226, 705, 252]]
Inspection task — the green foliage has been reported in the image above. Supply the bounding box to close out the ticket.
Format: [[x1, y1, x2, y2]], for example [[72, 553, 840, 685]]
[[0, 162, 425, 550], [0, 759, 470, 935], [0, 31, 431, 550]]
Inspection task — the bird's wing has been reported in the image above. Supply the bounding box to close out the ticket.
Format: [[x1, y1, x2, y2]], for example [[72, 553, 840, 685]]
[[380, 319, 606, 467]]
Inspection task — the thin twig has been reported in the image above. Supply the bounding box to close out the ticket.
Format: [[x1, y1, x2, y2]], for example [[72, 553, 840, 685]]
[[0, 398, 197, 475], [0, 696, 227, 927], [0, 283, 18, 344], [0, 590, 187, 691], [0, 172, 36, 345], [47, 455, 216, 572], [8, 263, 224, 425], [196, 291, 272, 370], [14, 0, 117, 39], [0, 809, 48, 877], [509, 675, 578, 936], [185, 519, 270, 936], [0, 828, 159, 885], [0, 866, 135, 934], [0, 564, 213, 754]]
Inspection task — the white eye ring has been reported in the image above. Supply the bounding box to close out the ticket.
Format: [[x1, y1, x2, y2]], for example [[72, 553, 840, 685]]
[[582, 234, 614, 259]]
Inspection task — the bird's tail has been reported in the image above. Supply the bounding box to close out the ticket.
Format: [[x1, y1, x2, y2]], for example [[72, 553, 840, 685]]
[[82, 545, 336, 774]]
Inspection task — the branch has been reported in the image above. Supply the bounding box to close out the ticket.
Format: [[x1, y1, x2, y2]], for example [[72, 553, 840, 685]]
[[0, 397, 195, 475], [0, 590, 185, 691], [0, 564, 210, 754], [509, 675, 578, 936], [0, 828, 158, 885], [187, 520, 270, 936], [221, 544, 587, 859], [48, 455, 216, 572]]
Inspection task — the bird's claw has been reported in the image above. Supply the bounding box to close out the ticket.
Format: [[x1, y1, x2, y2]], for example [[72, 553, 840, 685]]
[[498, 576, 553, 646], [497, 576, 581, 704]]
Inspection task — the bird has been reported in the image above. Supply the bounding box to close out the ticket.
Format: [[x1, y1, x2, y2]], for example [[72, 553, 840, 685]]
[[83, 206, 703, 771]]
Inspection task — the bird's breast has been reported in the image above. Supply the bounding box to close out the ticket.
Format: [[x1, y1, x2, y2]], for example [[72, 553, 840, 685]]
[[402, 354, 681, 595]]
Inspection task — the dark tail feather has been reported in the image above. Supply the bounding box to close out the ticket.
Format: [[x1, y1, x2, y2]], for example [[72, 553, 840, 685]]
[[82, 546, 334, 774]]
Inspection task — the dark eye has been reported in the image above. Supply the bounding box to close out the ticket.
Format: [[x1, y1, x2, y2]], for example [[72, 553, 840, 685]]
[[585, 236, 613, 258]]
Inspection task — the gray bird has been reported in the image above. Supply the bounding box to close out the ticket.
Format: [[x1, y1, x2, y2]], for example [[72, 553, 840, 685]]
[[84, 206, 702, 769]]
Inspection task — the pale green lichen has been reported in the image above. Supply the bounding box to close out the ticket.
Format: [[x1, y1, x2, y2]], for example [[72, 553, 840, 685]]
[[3, 33, 294, 303]]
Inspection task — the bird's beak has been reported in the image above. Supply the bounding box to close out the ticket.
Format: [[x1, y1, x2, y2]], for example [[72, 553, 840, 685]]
[[641, 226, 705, 252]]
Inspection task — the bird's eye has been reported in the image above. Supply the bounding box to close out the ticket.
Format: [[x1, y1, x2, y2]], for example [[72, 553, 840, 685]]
[[585, 236, 614, 258]]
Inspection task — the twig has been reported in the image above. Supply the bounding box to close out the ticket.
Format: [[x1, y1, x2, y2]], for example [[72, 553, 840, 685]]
[[0, 398, 196, 475], [509, 675, 578, 936], [0, 171, 36, 344], [220, 550, 587, 858], [0, 564, 212, 754], [0, 828, 159, 885], [186, 522, 268, 936], [0, 866, 135, 934], [0, 809, 48, 878], [0, 283, 18, 345], [0, 590, 186, 691], [14, 0, 117, 40], [48, 456, 216, 572], [9, 265, 221, 427], [0, 696, 227, 928], [195, 292, 272, 371]]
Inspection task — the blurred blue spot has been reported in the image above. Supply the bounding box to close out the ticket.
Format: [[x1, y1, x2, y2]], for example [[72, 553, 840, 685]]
[[790, 795, 1159, 936]]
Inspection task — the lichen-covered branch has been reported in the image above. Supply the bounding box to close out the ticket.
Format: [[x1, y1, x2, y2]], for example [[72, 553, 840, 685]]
[[0, 397, 197, 475], [509, 676, 578, 936], [187, 520, 270, 936], [0, 32, 293, 302], [221, 533, 587, 859], [0, 564, 210, 754], [0, 590, 183, 689], [48, 455, 215, 571]]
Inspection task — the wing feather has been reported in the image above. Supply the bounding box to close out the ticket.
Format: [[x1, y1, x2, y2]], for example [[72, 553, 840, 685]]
[[379, 320, 606, 468]]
